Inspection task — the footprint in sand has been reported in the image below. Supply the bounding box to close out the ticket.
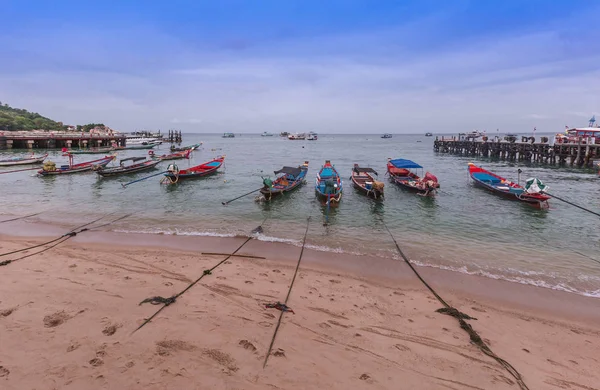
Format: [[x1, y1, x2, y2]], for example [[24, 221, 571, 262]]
[[0, 366, 9, 377], [272, 348, 285, 357], [238, 340, 257, 352], [156, 340, 197, 356], [43, 311, 71, 328], [0, 307, 16, 317], [67, 342, 80, 352], [203, 349, 239, 372], [102, 323, 121, 336], [89, 358, 104, 367]]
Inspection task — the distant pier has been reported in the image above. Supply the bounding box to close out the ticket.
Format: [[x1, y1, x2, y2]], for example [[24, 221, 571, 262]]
[[434, 136, 600, 168], [0, 132, 127, 150]]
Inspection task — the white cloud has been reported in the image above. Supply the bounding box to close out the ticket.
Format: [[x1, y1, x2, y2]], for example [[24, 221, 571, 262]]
[[1, 11, 600, 133]]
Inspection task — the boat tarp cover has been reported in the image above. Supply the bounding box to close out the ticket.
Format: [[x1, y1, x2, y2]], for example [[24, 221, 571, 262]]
[[274, 166, 302, 177], [353, 166, 378, 175], [390, 159, 423, 169]]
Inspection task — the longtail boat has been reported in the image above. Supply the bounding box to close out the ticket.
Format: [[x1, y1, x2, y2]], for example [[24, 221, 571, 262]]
[[121, 143, 157, 150], [38, 155, 115, 176], [170, 143, 202, 152], [95, 157, 161, 177], [351, 164, 384, 199], [162, 155, 225, 183], [260, 161, 309, 200], [0, 153, 48, 167], [468, 163, 550, 207], [315, 160, 342, 205], [150, 149, 191, 161], [387, 158, 439, 196]]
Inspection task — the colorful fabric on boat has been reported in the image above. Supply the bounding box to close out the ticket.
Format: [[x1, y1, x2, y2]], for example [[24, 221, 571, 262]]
[[525, 178, 548, 194]]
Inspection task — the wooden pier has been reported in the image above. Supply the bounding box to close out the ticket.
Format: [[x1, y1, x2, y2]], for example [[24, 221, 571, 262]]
[[434, 136, 600, 168], [166, 130, 183, 143], [0, 132, 126, 150]]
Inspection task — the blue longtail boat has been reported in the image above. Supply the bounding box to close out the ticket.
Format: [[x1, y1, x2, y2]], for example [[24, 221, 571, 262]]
[[315, 160, 342, 205], [260, 161, 309, 200], [468, 163, 550, 208]]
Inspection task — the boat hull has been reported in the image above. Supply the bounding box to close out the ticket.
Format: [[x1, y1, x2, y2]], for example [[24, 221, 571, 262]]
[[468, 164, 550, 207], [260, 167, 308, 199], [38, 156, 115, 176], [351, 176, 383, 199], [163, 156, 225, 182], [315, 161, 343, 205], [0, 154, 48, 166], [96, 160, 161, 177], [387, 162, 439, 196]]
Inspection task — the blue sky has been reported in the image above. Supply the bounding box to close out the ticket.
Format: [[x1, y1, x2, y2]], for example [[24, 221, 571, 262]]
[[1, 0, 599, 133]]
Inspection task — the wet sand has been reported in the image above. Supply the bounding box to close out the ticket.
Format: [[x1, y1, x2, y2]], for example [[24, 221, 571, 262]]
[[1, 225, 599, 390]]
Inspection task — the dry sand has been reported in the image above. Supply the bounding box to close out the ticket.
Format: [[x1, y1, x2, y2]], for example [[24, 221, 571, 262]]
[[0, 231, 599, 390]]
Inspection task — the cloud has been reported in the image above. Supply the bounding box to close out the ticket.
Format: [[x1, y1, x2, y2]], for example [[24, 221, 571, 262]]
[[1, 3, 600, 133]]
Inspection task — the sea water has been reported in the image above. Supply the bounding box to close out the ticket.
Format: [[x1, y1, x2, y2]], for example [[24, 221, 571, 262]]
[[1, 133, 598, 297]]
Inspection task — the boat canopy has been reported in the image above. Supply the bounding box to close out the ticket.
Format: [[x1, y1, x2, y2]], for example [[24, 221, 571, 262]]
[[274, 166, 302, 177], [389, 159, 422, 169], [353, 166, 378, 175]]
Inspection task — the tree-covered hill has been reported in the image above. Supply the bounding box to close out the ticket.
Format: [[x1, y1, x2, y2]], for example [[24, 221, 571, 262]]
[[0, 102, 67, 131]]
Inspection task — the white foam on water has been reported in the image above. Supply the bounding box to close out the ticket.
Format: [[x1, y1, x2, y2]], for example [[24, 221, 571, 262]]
[[112, 228, 237, 238], [110, 227, 599, 298]]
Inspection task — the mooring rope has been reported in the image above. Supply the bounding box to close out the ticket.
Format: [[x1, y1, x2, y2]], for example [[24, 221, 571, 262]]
[[263, 216, 311, 368], [0, 212, 44, 224], [0, 213, 116, 258], [132, 219, 267, 334], [0, 213, 132, 267], [383, 223, 529, 390], [544, 192, 600, 218]]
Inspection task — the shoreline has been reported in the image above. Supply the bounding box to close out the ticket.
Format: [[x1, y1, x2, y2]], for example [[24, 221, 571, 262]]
[[1, 219, 599, 325], [1, 222, 600, 389]]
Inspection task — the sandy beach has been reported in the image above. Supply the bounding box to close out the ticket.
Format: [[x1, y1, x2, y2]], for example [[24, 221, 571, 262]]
[[1, 225, 599, 390]]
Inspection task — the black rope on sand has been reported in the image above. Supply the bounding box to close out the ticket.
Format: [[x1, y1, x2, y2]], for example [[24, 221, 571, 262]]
[[383, 223, 530, 390], [0, 213, 116, 259], [263, 216, 311, 368], [132, 219, 268, 334], [0, 213, 132, 267]]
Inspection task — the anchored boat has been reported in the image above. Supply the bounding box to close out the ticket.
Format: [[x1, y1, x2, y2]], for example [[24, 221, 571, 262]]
[[315, 160, 342, 205], [95, 157, 161, 177], [0, 153, 48, 167], [467, 163, 550, 207], [351, 164, 384, 199], [170, 143, 201, 152], [387, 158, 439, 196], [38, 155, 115, 176], [162, 156, 225, 183], [260, 162, 309, 200], [150, 149, 191, 161]]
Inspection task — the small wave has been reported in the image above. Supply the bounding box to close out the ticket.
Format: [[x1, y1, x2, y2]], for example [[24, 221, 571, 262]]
[[111, 228, 598, 298], [410, 259, 600, 298], [112, 228, 237, 238]]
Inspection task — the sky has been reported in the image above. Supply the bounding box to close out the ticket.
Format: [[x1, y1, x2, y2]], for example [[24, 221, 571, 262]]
[[1, 0, 600, 133]]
